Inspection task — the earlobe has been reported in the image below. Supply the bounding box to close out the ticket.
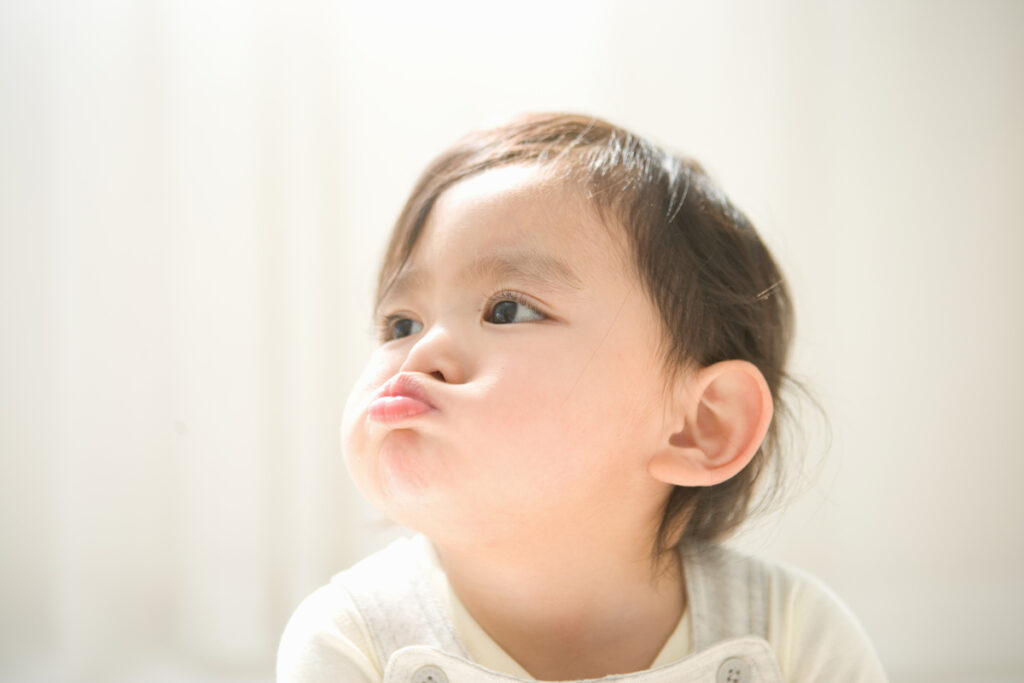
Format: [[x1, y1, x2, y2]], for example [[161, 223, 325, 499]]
[[647, 360, 774, 488]]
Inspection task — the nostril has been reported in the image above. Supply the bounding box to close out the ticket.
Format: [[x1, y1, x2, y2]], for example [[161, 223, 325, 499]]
[[431, 370, 445, 382]]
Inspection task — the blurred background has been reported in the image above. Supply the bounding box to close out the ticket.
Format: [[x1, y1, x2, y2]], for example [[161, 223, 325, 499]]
[[2, 0, 1022, 681]]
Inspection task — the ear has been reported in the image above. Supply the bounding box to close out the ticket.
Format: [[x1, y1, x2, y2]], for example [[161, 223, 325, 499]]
[[647, 360, 774, 487]]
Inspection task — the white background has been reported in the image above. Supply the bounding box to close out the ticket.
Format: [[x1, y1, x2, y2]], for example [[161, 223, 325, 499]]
[[1, 1, 1022, 681]]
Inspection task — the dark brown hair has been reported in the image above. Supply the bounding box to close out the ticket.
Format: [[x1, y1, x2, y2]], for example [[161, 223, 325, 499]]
[[375, 113, 799, 557]]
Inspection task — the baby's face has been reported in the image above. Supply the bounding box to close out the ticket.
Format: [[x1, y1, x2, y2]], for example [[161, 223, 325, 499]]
[[342, 165, 676, 546]]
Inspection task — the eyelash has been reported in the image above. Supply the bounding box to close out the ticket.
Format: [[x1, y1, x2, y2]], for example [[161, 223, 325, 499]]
[[377, 289, 546, 342]]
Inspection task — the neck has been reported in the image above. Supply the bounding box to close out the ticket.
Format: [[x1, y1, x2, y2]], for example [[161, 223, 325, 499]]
[[431, 524, 686, 680]]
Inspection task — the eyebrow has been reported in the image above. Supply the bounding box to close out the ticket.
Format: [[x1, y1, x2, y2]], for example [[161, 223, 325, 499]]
[[377, 249, 583, 312]]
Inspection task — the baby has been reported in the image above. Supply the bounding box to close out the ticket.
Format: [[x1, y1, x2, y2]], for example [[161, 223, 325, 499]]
[[277, 113, 888, 682]]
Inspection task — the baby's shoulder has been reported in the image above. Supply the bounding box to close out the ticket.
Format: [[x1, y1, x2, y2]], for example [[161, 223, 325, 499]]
[[710, 544, 869, 632], [687, 541, 857, 607], [275, 545, 409, 683], [690, 543, 888, 682]]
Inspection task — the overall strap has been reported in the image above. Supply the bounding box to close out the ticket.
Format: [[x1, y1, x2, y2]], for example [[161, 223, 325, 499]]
[[682, 542, 771, 652], [333, 534, 471, 666]]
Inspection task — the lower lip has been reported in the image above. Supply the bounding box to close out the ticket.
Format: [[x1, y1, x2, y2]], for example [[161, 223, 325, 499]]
[[367, 396, 435, 423]]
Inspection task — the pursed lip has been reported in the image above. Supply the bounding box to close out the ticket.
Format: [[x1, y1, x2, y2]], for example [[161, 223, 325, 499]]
[[366, 373, 439, 424], [374, 373, 438, 409]]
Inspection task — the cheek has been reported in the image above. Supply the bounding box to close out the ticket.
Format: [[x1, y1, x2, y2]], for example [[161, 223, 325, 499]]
[[475, 351, 626, 470], [546, 339, 660, 450], [340, 357, 398, 483]]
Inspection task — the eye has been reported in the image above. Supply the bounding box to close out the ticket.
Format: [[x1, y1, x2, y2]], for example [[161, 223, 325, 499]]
[[485, 291, 546, 325], [379, 315, 423, 342]]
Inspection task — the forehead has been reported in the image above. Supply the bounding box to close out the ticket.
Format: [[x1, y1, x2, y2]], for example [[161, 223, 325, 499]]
[[432, 164, 601, 248], [392, 165, 630, 292]]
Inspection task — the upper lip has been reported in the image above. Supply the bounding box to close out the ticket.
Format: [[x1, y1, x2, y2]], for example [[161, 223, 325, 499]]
[[375, 373, 438, 409]]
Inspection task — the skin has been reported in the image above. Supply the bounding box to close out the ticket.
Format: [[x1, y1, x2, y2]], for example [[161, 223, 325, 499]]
[[341, 164, 773, 679]]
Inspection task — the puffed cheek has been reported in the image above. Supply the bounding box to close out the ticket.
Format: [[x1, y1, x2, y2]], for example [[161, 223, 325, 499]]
[[341, 414, 371, 469], [341, 426, 385, 510]]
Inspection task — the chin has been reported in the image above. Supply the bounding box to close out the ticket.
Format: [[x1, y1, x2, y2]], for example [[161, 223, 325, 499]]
[[358, 429, 447, 515]]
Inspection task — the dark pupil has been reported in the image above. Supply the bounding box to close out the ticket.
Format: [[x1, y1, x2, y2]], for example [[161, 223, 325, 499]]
[[493, 301, 517, 324], [394, 319, 415, 338]]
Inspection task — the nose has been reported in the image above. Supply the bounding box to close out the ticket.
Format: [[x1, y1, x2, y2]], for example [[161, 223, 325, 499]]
[[398, 322, 467, 384]]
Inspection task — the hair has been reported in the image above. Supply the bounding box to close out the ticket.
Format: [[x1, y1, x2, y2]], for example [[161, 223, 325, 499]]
[[375, 112, 804, 558]]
